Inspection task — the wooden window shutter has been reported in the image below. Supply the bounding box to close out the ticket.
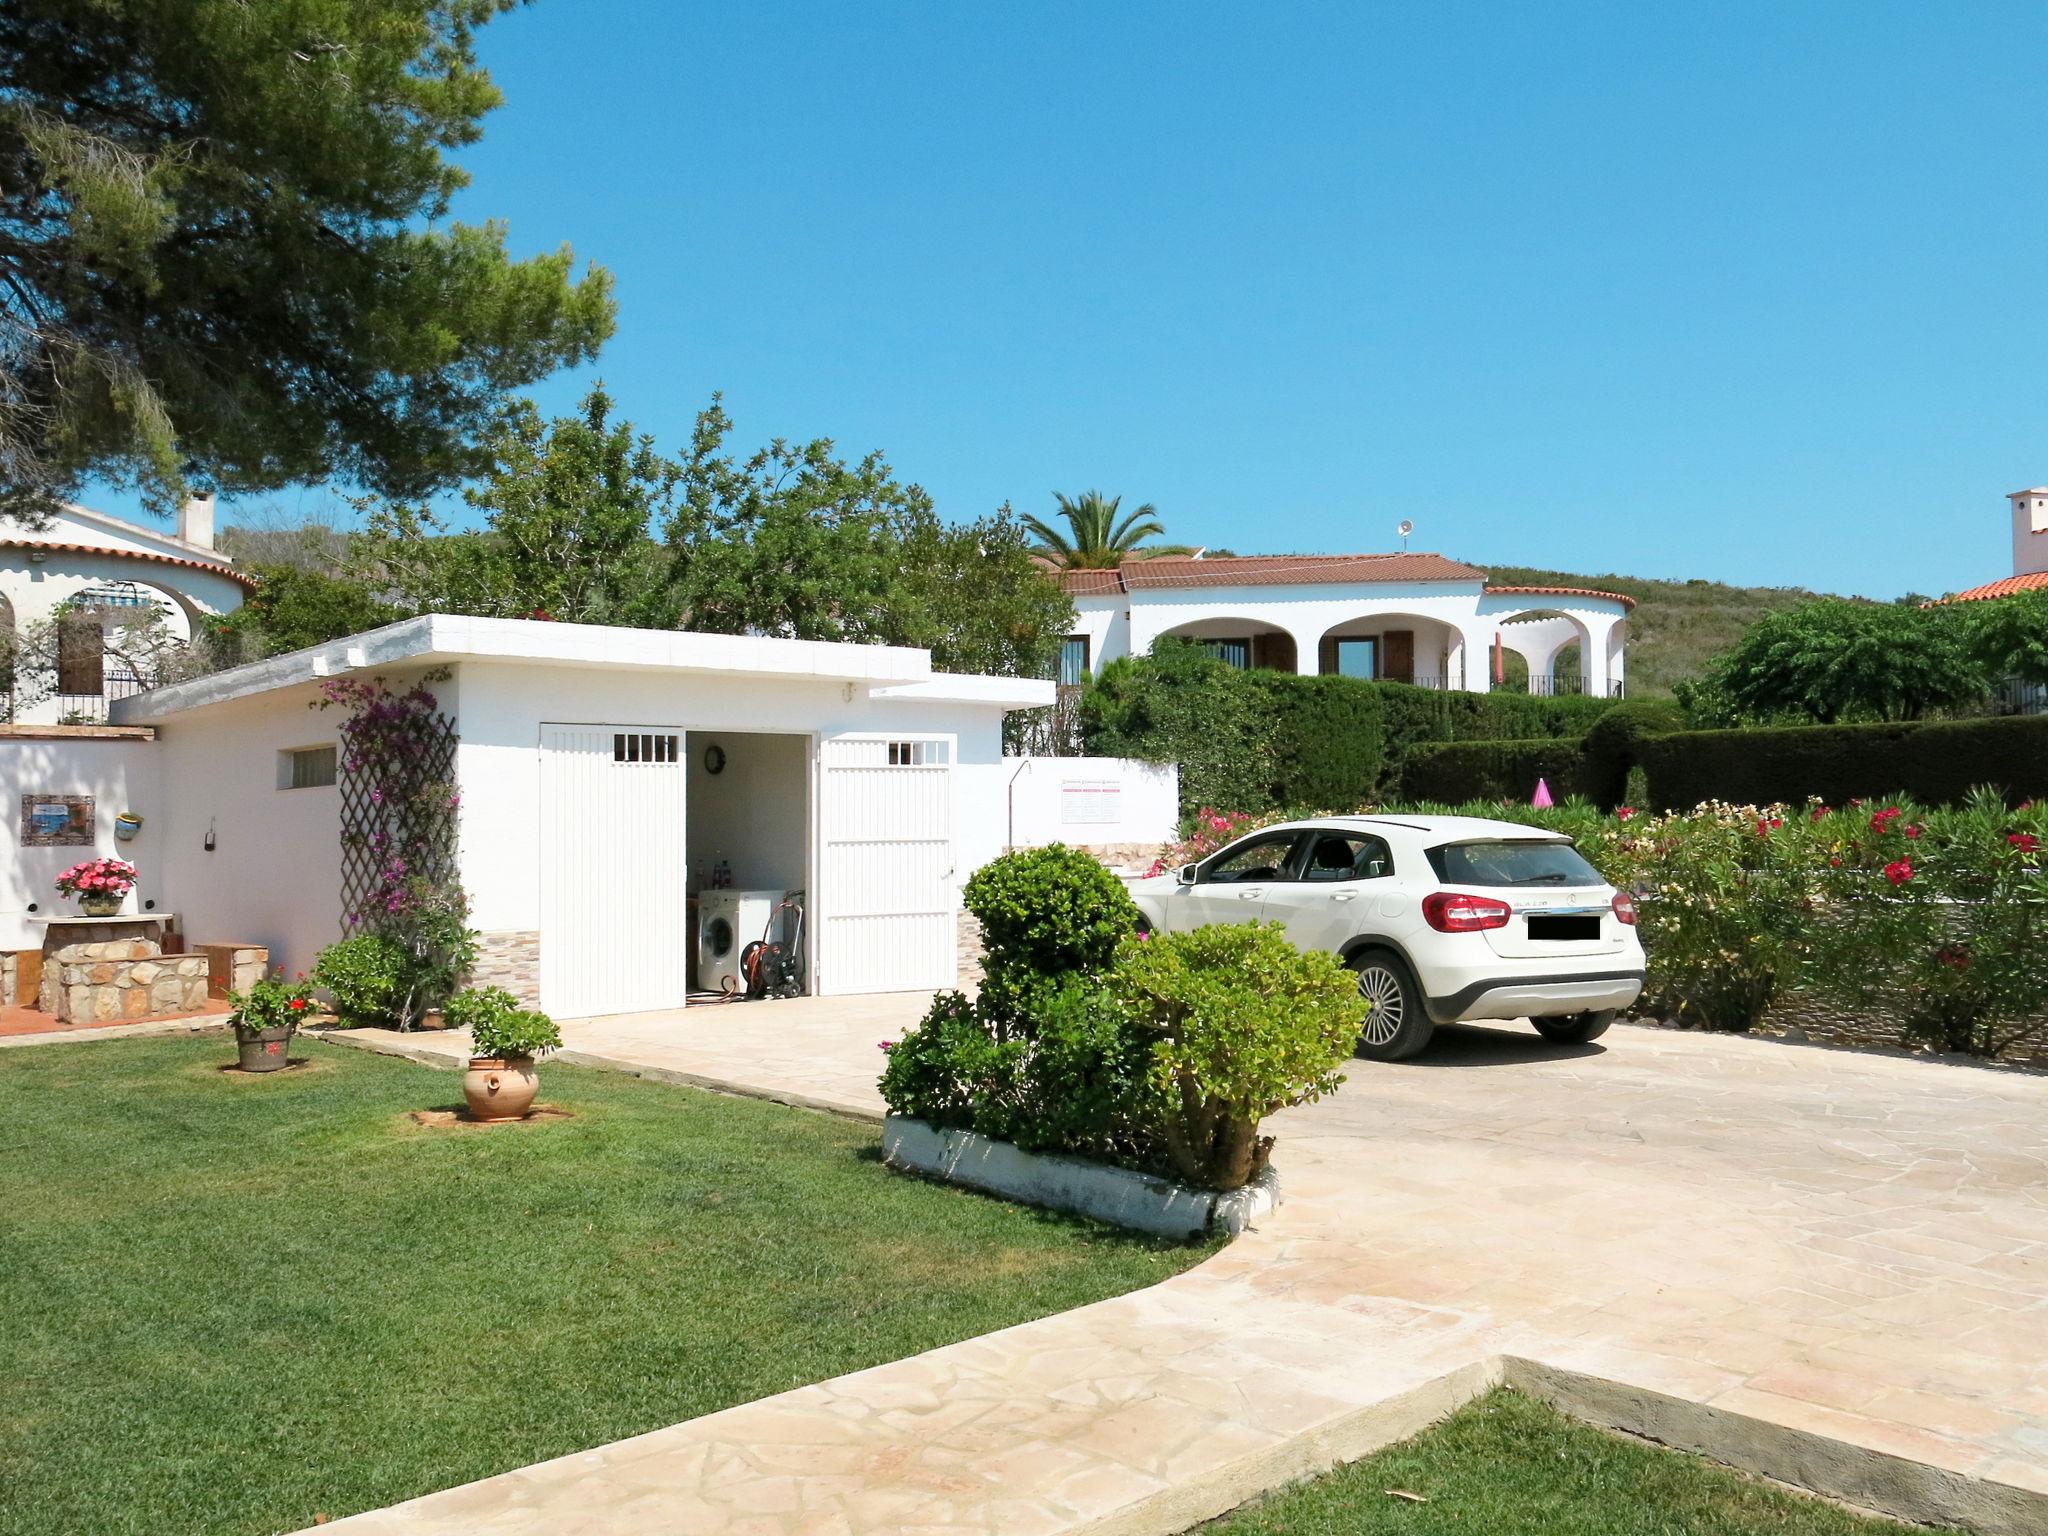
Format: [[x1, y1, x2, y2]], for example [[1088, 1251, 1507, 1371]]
[[57, 614, 104, 696], [1318, 635, 1337, 675], [1383, 629, 1415, 684]]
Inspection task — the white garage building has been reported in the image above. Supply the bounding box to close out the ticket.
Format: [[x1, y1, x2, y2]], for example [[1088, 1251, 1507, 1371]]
[[110, 615, 1052, 1018]]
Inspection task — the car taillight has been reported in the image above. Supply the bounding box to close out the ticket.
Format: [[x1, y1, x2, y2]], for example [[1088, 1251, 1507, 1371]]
[[1611, 891, 1637, 926], [1422, 891, 1513, 932]]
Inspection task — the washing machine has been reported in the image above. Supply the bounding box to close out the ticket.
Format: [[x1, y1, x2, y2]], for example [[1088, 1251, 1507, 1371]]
[[695, 889, 784, 993]]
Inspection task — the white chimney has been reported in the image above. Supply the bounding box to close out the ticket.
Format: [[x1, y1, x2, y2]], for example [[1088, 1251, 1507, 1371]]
[[178, 491, 216, 551], [2009, 488, 2048, 579]]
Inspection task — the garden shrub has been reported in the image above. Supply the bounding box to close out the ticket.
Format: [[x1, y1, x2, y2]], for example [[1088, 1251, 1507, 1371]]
[[443, 985, 562, 1060], [1113, 923, 1359, 1190], [1638, 716, 2048, 811], [1399, 737, 1590, 804], [310, 934, 410, 1029], [1371, 683, 1614, 793], [878, 992, 1025, 1131]]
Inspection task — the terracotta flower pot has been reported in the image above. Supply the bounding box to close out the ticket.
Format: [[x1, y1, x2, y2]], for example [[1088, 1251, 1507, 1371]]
[[464, 1057, 539, 1121], [235, 1023, 295, 1073]]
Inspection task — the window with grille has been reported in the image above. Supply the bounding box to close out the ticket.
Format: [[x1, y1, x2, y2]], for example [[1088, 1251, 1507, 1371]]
[[1058, 635, 1090, 686], [279, 745, 338, 790], [612, 732, 679, 764]]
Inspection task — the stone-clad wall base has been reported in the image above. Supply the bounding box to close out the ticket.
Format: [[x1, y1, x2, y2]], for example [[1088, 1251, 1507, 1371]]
[[0, 951, 15, 1007], [473, 931, 542, 1009], [37, 939, 211, 1023], [955, 912, 983, 989]]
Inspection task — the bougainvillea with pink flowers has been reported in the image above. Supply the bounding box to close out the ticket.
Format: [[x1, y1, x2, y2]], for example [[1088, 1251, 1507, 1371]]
[[313, 672, 474, 1029]]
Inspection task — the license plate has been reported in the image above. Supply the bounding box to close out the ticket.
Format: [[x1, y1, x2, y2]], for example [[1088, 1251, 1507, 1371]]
[[1527, 914, 1601, 942]]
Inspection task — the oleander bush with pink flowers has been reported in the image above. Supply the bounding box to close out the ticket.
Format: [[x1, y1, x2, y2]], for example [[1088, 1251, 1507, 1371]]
[[1406, 790, 2048, 1058]]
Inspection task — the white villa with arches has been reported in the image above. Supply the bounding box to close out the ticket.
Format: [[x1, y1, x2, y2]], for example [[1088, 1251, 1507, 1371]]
[[1055, 552, 1632, 696], [1, 497, 252, 724]]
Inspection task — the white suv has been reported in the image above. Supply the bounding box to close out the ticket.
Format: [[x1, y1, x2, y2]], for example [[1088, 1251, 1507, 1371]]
[[1129, 813, 1646, 1061]]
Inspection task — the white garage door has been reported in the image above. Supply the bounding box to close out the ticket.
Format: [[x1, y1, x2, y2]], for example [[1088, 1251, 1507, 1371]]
[[539, 724, 687, 1018], [817, 735, 955, 995]]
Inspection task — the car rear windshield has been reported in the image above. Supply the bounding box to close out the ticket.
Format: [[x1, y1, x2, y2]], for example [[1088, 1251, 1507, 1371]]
[[1427, 839, 1605, 887]]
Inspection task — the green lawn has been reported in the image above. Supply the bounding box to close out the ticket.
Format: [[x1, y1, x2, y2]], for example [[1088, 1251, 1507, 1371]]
[[1201, 1389, 1948, 1536], [0, 1036, 1210, 1536]]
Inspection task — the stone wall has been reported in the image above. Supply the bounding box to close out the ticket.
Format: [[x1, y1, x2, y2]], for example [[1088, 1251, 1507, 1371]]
[[956, 911, 984, 989], [0, 950, 15, 1008], [473, 930, 542, 1008], [38, 938, 210, 1023]]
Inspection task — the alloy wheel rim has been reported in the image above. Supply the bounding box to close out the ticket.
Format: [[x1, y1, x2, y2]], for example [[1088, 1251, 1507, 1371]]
[[1356, 965, 1404, 1045]]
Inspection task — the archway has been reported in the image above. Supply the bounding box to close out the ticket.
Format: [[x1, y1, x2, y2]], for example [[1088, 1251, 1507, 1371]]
[[1315, 612, 1462, 689], [1153, 617, 1299, 674]]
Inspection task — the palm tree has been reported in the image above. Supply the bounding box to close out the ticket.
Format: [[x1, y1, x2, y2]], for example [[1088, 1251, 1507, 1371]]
[[1025, 490, 1185, 569]]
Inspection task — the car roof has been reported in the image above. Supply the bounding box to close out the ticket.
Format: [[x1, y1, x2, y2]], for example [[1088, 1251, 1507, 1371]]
[[1260, 813, 1572, 843]]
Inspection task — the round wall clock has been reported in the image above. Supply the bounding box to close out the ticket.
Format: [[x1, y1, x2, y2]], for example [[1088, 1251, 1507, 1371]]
[[703, 743, 727, 775]]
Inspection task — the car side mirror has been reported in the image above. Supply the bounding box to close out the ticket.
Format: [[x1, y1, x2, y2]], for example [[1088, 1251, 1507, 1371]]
[[1176, 864, 1198, 886]]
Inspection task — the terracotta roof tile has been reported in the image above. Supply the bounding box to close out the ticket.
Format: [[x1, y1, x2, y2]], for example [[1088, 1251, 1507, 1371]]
[[1056, 552, 1485, 595], [1924, 572, 2048, 605], [1, 539, 257, 592], [1484, 583, 1638, 611]]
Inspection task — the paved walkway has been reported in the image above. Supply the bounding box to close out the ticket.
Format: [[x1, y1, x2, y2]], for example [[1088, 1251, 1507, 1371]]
[[312, 1009, 2048, 1535]]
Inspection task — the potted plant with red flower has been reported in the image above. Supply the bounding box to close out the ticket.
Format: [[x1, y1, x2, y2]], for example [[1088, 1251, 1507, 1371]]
[[54, 857, 139, 918], [227, 971, 315, 1073]]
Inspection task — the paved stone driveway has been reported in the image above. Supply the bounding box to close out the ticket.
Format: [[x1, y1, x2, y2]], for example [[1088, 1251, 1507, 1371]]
[[315, 1009, 2048, 1535]]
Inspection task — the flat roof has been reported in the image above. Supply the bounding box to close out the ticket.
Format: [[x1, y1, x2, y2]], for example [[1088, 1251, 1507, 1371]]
[[112, 614, 1053, 721]]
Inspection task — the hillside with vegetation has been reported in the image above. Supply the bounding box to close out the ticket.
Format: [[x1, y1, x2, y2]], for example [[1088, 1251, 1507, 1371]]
[[1483, 565, 1834, 696]]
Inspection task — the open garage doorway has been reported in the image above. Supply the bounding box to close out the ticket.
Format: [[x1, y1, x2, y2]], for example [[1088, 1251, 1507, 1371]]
[[685, 731, 812, 1002]]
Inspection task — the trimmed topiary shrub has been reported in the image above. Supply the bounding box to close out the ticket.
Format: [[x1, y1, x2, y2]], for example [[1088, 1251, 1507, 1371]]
[[1576, 699, 1687, 808], [1399, 737, 1590, 804], [1638, 716, 2048, 811], [963, 844, 1137, 984]]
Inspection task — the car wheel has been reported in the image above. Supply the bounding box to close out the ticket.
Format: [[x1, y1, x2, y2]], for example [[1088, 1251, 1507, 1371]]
[[1533, 1009, 1615, 1044], [1348, 950, 1435, 1062]]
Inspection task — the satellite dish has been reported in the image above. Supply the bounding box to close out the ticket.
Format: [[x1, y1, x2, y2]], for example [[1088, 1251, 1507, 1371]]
[[1396, 519, 1414, 550]]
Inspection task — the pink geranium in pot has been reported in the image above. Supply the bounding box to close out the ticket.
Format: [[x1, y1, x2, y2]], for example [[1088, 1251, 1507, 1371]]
[[54, 857, 139, 918]]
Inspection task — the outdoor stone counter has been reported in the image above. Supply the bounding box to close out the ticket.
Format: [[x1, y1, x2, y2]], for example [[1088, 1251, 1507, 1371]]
[[35, 919, 210, 1024]]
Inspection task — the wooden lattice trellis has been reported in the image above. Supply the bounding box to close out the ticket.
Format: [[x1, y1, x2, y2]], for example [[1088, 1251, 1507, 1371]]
[[335, 694, 460, 928]]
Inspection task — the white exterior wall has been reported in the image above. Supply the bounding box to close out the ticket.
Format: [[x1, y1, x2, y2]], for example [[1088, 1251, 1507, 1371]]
[[146, 682, 350, 974], [449, 661, 1014, 980], [0, 733, 165, 949], [1067, 595, 1126, 672], [992, 757, 1179, 854]]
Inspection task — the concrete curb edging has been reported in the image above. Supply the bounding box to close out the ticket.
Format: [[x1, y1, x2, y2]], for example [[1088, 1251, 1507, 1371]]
[[881, 1115, 1282, 1238], [1503, 1357, 2048, 1536]]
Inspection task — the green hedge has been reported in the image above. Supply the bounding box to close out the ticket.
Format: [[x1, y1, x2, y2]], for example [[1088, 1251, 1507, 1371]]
[[1400, 738, 1591, 804], [1639, 715, 2048, 810], [1080, 643, 1619, 817]]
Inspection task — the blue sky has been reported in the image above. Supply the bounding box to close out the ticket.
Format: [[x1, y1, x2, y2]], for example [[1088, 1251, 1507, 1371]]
[[145, 2, 2048, 598]]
